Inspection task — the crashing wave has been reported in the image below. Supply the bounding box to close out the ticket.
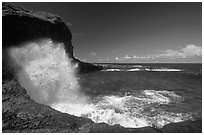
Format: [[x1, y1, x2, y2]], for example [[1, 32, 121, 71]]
[[127, 68, 141, 71], [106, 69, 121, 71], [52, 90, 192, 128], [9, 39, 88, 105], [102, 68, 182, 72], [145, 68, 182, 72]]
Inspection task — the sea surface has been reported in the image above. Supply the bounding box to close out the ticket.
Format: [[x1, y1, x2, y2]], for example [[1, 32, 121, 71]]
[[73, 63, 202, 128], [10, 40, 202, 129]]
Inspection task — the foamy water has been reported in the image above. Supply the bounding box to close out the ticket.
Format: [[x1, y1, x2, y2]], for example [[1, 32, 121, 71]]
[[106, 69, 121, 71], [102, 68, 182, 72], [127, 68, 141, 71], [145, 68, 182, 72], [8, 39, 194, 129], [52, 90, 193, 128]]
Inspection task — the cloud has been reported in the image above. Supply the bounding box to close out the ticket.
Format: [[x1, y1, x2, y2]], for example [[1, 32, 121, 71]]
[[133, 55, 137, 59], [114, 55, 131, 61], [89, 52, 96, 56], [114, 44, 201, 63], [96, 45, 201, 63], [159, 44, 202, 58], [159, 49, 185, 58], [182, 44, 202, 57], [124, 55, 131, 59]]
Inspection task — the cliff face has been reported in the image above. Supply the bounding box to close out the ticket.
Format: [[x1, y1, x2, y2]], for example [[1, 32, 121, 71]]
[[3, 3, 73, 58], [2, 3, 102, 73], [2, 3, 201, 133]]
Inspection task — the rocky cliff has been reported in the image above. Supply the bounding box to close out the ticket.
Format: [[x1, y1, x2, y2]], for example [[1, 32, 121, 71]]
[[2, 3, 202, 133], [2, 3, 102, 73]]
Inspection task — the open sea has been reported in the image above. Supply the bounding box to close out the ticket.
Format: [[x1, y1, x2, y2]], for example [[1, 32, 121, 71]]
[[11, 40, 201, 129], [74, 63, 202, 128]]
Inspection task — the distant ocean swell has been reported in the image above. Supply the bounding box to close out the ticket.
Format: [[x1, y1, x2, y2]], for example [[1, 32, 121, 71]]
[[102, 68, 182, 72], [98, 64, 201, 73]]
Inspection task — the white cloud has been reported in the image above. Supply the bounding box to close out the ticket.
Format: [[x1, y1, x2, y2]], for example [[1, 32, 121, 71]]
[[159, 44, 202, 58], [182, 44, 202, 56], [133, 55, 137, 59], [89, 52, 96, 56], [110, 44, 201, 63], [140, 56, 146, 59], [124, 55, 131, 59], [146, 55, 154, 59], [159, 49, 184, 58]]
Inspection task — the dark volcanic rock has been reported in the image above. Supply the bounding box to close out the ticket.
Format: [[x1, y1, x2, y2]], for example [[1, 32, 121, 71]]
[[2, 80, 92, 133], [75, 59, 103, 73], [2, 78, 160, 133], [161, 119, 202, 133], [2, 2, 202, 133]]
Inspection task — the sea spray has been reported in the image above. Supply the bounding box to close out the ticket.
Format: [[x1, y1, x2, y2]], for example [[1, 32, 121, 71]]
[[9, 39, 88, 105]]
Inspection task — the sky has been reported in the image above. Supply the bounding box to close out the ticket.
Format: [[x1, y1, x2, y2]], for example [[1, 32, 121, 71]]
[[13, 2, 202, 63]]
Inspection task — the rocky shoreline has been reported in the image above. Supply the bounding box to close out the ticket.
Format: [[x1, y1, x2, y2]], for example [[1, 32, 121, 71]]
[[2, 3, 202, 133]]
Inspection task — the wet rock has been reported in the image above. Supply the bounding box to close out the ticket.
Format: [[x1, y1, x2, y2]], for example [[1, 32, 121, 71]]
[[2, 79, 93, 132], [161, 119, 202, 133]]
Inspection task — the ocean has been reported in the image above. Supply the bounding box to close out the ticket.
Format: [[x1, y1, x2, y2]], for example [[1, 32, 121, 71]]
[[10, 39, 202, 129], [73, 63, 202, 128]]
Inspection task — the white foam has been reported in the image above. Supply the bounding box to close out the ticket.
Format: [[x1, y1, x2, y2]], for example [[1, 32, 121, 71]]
[[51, 103, 96, 117], [103, 68, 182, 72], [142, 90, 171, 104], [106, 69, 121, 71], [151, 68, 182, 72], [156, 90, 182, 99], [52, 90, 191, 128], [127, 68, 141, 71], [86, 107, 149, 128], [145, 68, 182, 72]]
